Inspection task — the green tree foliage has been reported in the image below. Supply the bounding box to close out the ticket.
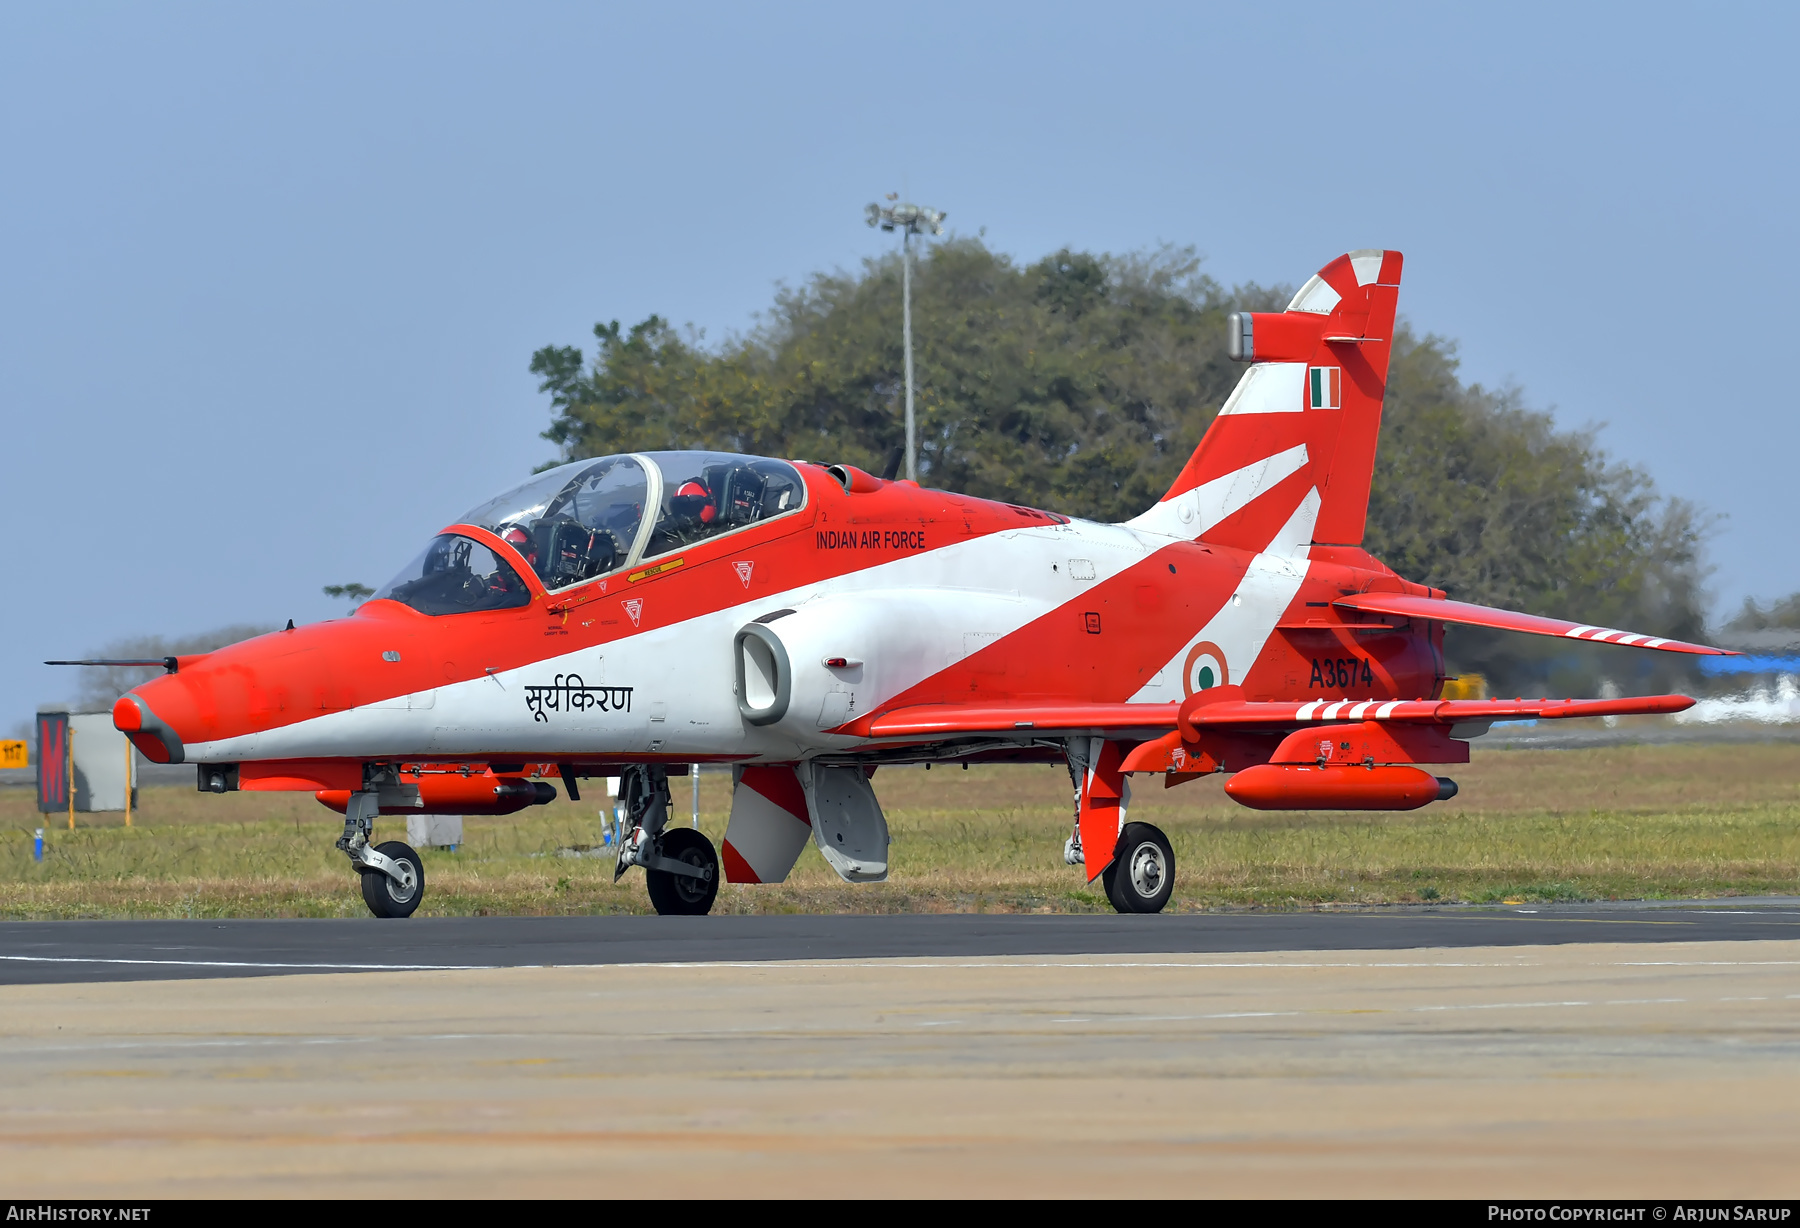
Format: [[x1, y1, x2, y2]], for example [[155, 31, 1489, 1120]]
[[1723, 593, 1800, 631], [533, 238, 1708, 694], [1368, 334, 1709, 693], [535, 240, 1281, 521]]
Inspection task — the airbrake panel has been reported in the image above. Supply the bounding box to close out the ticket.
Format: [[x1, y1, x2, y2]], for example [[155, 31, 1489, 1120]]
[[801, 763, 889, 883]]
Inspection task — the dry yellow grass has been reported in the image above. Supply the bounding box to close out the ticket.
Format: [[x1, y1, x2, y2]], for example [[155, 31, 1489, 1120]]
[[2, 743, 1797, 917]]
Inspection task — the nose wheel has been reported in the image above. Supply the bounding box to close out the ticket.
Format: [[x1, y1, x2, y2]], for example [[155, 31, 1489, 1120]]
[[360, 841, 425, 918]]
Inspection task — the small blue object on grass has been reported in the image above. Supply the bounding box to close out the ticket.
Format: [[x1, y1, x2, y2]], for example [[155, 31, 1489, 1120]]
[[34, 828, 43, 861]]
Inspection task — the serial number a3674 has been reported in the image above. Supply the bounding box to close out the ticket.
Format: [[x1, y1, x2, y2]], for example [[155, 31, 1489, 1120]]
[[1310, 656, 1374, 689]]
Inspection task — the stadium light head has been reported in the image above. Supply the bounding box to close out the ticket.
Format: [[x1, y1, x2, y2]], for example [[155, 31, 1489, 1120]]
[[865, 201, 946, 236]]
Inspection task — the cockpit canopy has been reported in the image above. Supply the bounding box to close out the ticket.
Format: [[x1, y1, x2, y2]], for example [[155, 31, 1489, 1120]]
[[372, 534, 531, 617], [374, 451, 806, 616]]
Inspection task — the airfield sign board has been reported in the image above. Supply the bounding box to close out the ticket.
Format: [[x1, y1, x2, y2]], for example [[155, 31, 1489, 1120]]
[[36, 711, 135, 812], [35, 712, 67, 812]]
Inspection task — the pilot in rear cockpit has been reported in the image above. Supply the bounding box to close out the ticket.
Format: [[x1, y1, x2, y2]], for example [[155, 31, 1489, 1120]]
[[668, 477, 717, 532]]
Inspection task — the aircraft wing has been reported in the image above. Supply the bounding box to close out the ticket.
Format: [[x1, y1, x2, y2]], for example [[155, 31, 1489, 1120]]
[[858, 692, 1694, 743], [1179, 693, 1694, 730], [1330, 593, 1734, 656], [860, 703, 1181, 738]]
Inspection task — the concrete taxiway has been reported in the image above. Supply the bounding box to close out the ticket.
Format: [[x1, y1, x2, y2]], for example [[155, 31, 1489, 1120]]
[[1, 906, 1798, 1197]]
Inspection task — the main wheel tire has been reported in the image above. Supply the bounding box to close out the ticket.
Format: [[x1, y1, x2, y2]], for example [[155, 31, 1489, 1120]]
[[1102, 822, 1175, 914], [645, 828, 720, 916], [360, 840, 425, 919]]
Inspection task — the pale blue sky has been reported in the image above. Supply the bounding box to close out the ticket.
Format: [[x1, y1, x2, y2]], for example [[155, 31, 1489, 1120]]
[[3, 2, 1794, 725]]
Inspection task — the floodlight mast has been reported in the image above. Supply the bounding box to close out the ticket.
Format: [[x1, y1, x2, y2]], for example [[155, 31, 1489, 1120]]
[[864, 199, 946, 483]]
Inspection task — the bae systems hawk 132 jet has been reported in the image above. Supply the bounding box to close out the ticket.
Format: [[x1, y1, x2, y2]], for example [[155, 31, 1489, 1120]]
[[89, 249, 1731, 917]]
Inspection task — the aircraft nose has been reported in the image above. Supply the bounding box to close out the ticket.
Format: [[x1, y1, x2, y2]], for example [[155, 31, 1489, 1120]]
[[113, 694, 186, 764]]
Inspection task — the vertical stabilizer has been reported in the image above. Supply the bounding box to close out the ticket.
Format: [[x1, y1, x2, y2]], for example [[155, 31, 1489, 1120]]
[[1128, 250, 1402, 553]]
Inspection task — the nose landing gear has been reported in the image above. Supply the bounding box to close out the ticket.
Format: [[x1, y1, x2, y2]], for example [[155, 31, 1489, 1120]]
[[337, 786, 426, 919]]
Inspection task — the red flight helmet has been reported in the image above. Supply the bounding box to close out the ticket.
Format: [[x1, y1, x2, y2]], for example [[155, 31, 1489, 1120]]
[[676, 479, 716, 524], [499, 524, 536, 565]]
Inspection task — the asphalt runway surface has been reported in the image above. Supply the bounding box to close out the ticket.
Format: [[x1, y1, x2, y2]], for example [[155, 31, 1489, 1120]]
[[3, 897, 1799, 984]]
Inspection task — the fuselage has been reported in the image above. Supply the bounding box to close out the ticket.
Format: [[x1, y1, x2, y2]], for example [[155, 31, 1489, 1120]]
[[118, 453, 1446, 774]]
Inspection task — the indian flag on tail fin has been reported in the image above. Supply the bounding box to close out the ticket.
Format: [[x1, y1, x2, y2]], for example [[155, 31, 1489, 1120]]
[[1308, 366, 1341, 410]]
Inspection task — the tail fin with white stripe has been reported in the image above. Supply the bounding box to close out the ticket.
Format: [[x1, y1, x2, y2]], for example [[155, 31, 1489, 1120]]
[[1128, 250, 1403, 554]]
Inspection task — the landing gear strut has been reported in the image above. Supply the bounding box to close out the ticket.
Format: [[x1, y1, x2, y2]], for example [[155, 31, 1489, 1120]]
[[613, 765, 719, 916], [337, 785, 425, 919]]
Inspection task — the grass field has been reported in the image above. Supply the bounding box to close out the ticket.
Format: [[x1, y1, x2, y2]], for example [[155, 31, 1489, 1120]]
[[2, 743, 1797, 918]]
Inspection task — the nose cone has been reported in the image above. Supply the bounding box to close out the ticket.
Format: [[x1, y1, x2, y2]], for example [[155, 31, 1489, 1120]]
[[113, 693, 186, 764], [107, 608, 439, 764]]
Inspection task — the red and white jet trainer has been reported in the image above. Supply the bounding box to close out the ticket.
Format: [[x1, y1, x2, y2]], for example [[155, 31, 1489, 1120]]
[[101, 249, 1730, 918]]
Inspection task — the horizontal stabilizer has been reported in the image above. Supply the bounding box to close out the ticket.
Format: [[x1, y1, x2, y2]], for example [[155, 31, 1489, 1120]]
[[1330, 593, 1734, 656]]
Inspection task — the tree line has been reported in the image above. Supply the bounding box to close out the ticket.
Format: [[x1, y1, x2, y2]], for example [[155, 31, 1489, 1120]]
[[531, 238, 1710, 695]]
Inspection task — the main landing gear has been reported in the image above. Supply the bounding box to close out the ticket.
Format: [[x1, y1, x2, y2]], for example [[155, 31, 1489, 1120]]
[[1065, 741, 1177, 915], [1075, 817, 1176, 914], [613, 765, 719, 916], [337, 788, 425, 919], [1102, 822, 1176, 914]]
